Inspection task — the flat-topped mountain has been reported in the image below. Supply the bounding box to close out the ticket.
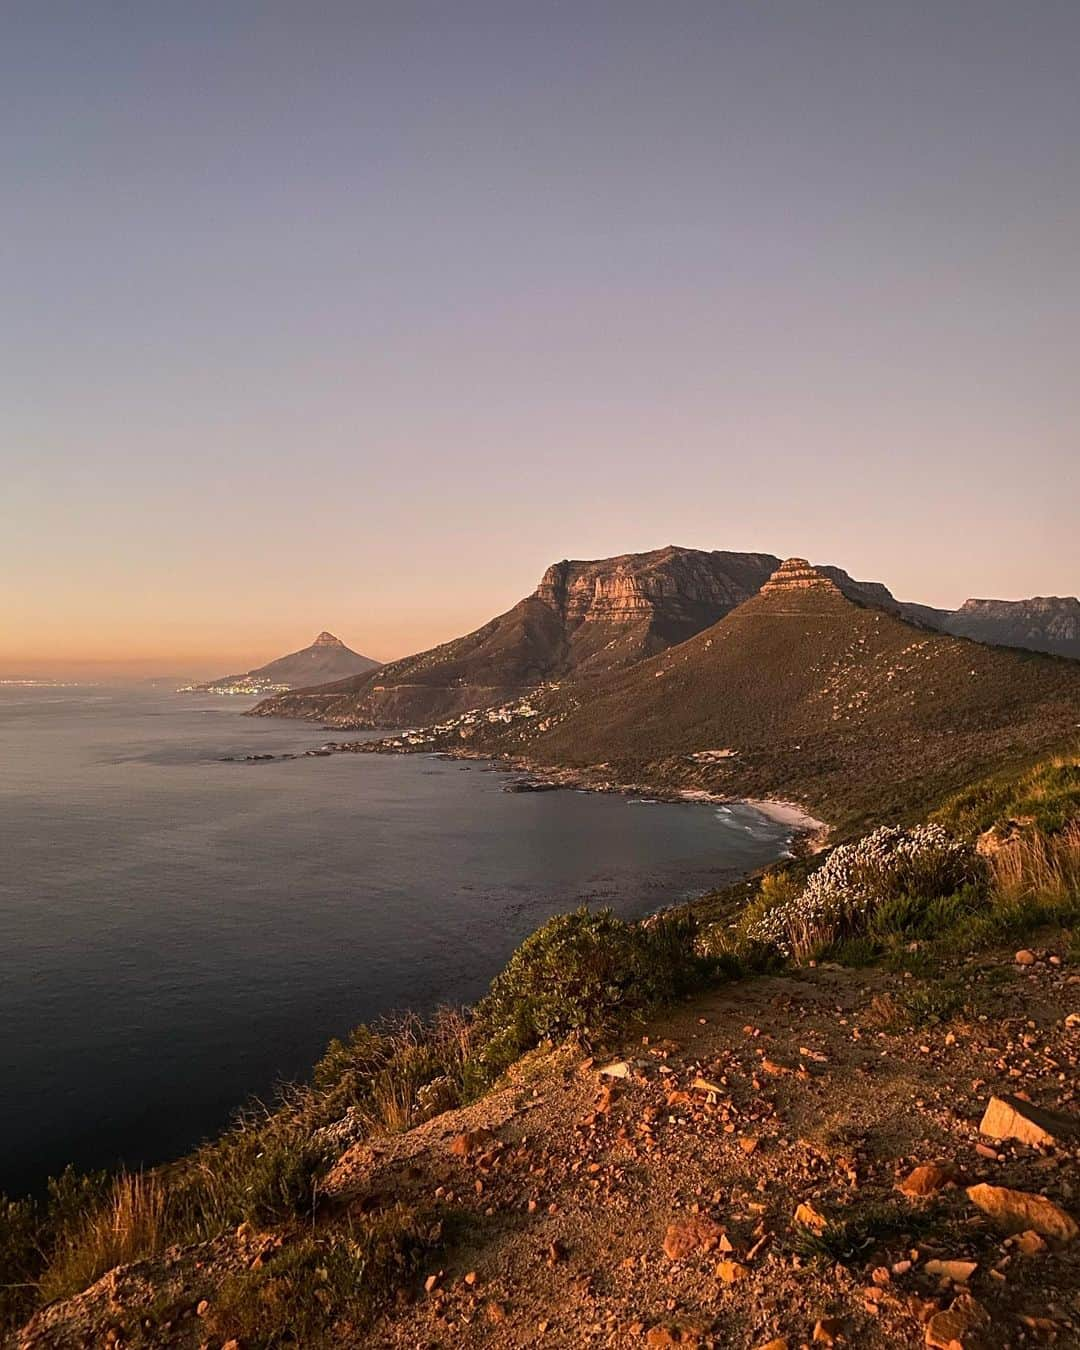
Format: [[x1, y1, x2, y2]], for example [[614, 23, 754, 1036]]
[[186, 632, 379, 695], [250, 547, 786, 726], [438, 559, 1080, 825]]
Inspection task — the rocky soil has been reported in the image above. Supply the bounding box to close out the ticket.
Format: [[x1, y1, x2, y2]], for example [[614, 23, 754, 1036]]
[[15, 942, 1079, 1350]]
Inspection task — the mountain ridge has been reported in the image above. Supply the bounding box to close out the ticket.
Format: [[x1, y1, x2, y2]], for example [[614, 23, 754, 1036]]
[[405, 558, 1080, 826], [248, 547, 899, 727], [898, 595, 1080, 658]]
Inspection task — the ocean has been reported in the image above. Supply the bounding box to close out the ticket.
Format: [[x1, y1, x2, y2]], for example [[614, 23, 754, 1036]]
[[0, 685, 792, 1193]]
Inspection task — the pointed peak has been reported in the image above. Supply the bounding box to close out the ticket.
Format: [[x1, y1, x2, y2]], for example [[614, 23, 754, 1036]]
[[759, 558, 843, 596], [312, 631, 345, 647]]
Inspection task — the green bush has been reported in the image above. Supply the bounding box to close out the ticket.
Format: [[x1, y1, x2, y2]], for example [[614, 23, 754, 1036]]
[[475, 907, 713, 1074]]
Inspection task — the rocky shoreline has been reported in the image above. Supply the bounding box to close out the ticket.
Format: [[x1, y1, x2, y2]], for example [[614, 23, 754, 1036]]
[[253, 730, 833, 851]]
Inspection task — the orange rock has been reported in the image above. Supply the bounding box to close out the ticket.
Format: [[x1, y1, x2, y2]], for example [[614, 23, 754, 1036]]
[[898, 1162, 958, 1196], [924, 1307, 969, 1349], [794, 1201, 828, 1234], [663, 1214, 725, 1259], [486, 1300, 507, 1323], [978, 1094, 1079, 1147], [813, 1317, 842, 1344], [450, 1128, 492, 1157], [646, 1328, 679, 1348], [966, 1183, 1078, 1241], [715, 1259, 749, 1284], [646, 1325, 703, 1347], [1013, 1229, 1047, 1256], [924, 1259, 977, 1283], [739, 1136, 760, 1155], [925, 1292, 990, 1348]]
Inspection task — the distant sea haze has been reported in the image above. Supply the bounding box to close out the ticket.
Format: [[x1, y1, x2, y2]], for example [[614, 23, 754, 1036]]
[[0, 686, 793, 1193]]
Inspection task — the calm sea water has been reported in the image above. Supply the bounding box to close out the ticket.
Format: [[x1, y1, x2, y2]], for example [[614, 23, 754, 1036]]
[[0, 686, 791, 1193]]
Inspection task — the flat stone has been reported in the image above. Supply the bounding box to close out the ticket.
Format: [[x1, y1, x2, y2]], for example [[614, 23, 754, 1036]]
[[794, 1201, 828, 1234], [714, 1259, 749, 1284], [978, 1094, 1079, 1147], [966, 1183, 1078, 1241]]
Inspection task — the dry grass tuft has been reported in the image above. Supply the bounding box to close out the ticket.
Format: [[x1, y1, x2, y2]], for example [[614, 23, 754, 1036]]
[[989, 820, 1080, 906], [39, 1172, 169, 1302]]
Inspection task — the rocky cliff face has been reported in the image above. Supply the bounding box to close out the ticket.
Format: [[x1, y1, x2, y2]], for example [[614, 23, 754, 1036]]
[[758, 558, 842, 597], [535, 548, 780, 626]]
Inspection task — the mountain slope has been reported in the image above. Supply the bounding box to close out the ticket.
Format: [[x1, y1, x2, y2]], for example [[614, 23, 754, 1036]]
[[898, 596, 1080, 659], [189, 632, 380, 693], [443, 560, 1080, 825], [249, 547, 787, 726], [941, 596, 1080, 659]]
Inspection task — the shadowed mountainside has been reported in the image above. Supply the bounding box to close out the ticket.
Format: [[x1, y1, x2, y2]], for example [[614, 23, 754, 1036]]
[[900, 596, 1080, 659]]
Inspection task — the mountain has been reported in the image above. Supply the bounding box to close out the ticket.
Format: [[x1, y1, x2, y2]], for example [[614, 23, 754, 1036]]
[[249, 547, 788, 726], [434, 559, 1080, 826], [897, 596, 1080, 659], [938, 597, 1080, 659], [187, 633, 380, 694]]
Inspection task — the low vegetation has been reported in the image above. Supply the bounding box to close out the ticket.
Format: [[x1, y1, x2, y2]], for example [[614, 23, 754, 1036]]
[[2, 750, 1077, 1344]]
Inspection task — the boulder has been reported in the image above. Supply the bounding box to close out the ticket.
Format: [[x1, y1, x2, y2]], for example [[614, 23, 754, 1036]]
[[663, 1214, 725, 1260], [978, 1094, 1079, 1147], [966, 1184, 1078, 1241], [898, 1162, 958, 1196]]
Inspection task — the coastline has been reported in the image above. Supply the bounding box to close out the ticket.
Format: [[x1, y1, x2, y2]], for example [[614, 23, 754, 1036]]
[[300, 729, 833, 849]]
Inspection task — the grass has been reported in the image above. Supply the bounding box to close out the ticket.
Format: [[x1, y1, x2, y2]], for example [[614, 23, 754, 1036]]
[[933, 749, 1080, 837], [789, 1201, 947, 1267], [39, 1172, 169, 1304]]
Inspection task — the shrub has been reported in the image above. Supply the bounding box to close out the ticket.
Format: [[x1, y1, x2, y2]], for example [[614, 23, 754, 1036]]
[[475, 908, 713, 1074], [745, 824, 985, 959]]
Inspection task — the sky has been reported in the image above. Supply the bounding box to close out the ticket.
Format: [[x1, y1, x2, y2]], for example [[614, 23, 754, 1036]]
[[3, 1, 1078, 677]]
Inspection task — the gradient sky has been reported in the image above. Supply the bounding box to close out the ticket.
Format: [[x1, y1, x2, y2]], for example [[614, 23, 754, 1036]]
[[3, 2, 1077, 677]]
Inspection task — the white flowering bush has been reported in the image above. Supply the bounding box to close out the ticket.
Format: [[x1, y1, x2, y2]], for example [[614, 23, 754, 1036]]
[[744, 824, 984, 960]]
